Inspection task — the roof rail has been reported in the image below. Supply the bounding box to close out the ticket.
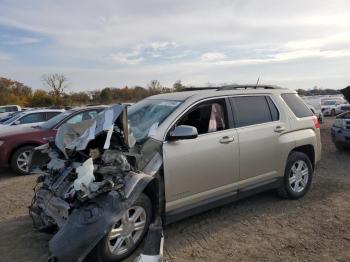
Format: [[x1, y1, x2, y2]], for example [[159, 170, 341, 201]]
[[180, 87, 218, 92], [217, 84, 281, 91], [178, 84, 282, 92]]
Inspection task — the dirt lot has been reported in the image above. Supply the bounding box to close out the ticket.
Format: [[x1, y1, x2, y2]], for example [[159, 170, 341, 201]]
[[0, 117, 349, 262]]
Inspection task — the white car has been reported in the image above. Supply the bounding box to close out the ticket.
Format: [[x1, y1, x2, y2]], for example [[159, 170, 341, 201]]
[[321, 100, 342, 116], [0, 105, 21, 118], [0, 109, 64, 128]]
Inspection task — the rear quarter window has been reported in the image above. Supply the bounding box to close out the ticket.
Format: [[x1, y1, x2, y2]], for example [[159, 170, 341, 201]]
[[281, 93, 313, 118]]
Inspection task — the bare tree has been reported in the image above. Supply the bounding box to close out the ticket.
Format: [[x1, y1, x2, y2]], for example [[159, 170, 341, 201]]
[[42, 73, 68, 106], [147, 80, 162, 95]]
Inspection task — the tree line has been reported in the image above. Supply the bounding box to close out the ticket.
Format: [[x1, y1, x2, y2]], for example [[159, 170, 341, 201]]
[[0, 74, 347, 107], [0, 74, 186, 107]]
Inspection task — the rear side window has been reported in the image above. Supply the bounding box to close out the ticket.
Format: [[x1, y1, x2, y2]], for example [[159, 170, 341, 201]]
[[18, 113, 45, 124], [46, 112, 61, 120], [231, 96, 278, 127], [281, 93, 313, 118]]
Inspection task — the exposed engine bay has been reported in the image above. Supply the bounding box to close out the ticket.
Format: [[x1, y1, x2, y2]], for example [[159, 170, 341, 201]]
[[29, 105, 164, 262]]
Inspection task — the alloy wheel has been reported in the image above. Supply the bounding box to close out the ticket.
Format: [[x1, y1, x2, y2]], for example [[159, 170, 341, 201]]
[[16, 150, 33, 173], [108, 206, 147, 256], [289, 160, 309, 193]]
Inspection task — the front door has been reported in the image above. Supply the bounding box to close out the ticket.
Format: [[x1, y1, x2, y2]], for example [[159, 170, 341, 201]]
[[163, 98, 239, 212]]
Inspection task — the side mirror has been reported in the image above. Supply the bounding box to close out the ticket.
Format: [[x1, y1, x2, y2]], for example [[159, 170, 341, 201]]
[[168, 125, 198, 141], [13, 120, 21, 125]]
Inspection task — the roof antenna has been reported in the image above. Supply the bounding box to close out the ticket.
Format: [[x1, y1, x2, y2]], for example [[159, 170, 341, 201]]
[[255, 76, 260, 88]]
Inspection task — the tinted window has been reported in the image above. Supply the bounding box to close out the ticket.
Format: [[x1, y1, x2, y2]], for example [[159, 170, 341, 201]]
[[266, 97, 279, 121], [18, 113, 45, 124], [0, 106, 17, 113], [281, 93, 313, 118], [232, 96, 273, 127], [46, 112, 61, 120], [177, 99, 228, 135]]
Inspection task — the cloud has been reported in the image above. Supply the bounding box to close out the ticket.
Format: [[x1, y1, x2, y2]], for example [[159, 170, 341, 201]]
[[109, 52, 143, 65], [201, 52, 226, 62], [2, 36, 41, 45], [149, 41, 176, 51], [1, 0, 350, 89], [0, 52, 13, 61]]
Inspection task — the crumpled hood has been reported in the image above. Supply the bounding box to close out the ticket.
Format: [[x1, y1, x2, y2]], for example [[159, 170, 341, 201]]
[[55, 104, 132, 157]]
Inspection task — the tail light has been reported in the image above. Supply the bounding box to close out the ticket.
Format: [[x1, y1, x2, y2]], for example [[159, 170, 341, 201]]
[[313, 115, 320, 129]]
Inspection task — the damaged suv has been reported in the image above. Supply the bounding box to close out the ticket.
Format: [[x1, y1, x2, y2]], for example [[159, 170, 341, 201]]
[[29, 85, 322, 262]]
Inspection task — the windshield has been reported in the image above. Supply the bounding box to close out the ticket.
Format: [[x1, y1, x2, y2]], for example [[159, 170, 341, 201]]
[[128, 99, 181, 143], [2, 112, 26, 124], [41, 111, 73, 129], [323, 101, 336, 106]]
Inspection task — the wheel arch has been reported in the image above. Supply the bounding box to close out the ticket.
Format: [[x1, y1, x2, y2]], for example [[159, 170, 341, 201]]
[[142, 174, 164, 223], [290, 144, 315, 170], [8, 142, 42, 165]]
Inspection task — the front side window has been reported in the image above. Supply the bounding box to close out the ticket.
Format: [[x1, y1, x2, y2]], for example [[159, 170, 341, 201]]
[[177, 99, 228, 135], [232, 96, 277, 127]]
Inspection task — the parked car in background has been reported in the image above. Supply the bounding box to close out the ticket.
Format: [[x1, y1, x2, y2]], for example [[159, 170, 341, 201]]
[[0, 106, 106, 175], [331, 111, 350, 150], [335, 103, 350, 115], [0, 111, 21, 123], [0, 105, 21, 118], [321, 100, 342, 116], [0, 109, 64, 129], [307, 104, 324, 123]]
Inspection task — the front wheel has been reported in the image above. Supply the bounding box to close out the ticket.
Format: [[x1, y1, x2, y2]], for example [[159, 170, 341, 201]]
[[92, 193, 152, 262], [278, 151, 313, 199]]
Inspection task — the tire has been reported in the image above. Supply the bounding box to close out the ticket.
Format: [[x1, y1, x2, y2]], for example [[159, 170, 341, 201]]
[[92, 193, 152, 262], [278, 151, 313, 199], [10, 145, 35, 175]]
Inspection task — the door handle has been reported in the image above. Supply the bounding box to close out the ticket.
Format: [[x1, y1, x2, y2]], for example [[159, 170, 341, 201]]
[[219, 136, 234, 144], [274, 126, 285, 133]]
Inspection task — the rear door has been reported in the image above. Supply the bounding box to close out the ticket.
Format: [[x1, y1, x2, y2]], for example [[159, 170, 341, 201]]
[[163, 98, 239, 212], [230, 95, 283, 186]]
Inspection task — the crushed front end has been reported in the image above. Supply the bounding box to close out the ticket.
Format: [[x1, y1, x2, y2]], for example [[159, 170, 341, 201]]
[[29, 105, 163, 262]]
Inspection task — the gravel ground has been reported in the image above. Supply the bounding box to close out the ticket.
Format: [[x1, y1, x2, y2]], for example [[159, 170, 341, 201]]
[[0, 117, 349, 262]]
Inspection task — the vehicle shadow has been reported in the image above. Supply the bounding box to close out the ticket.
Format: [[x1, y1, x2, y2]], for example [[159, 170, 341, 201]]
[[0, 168, 16, 181]]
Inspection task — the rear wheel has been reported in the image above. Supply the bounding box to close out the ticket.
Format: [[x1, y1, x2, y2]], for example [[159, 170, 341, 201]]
[[10, 146, 35, 175], [92, 193, 152, 262], [278, 151, 313, 199]]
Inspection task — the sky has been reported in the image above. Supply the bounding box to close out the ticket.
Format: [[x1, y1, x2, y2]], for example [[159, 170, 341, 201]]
[[1, 0, 350, 91]]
